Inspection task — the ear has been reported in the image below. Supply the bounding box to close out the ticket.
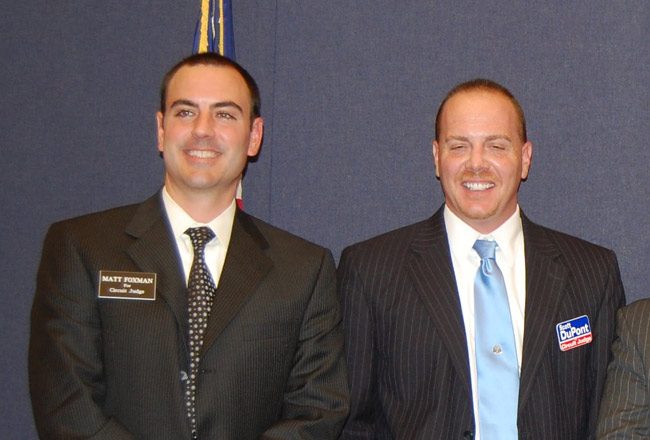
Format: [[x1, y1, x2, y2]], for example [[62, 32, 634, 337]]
[[520, 141, 533, 180], [247, 117, 264, 157], [156, 112, 165, 154], [432, 140, 441, 178]]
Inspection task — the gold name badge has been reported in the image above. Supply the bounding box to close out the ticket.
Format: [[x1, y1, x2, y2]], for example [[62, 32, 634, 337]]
[[98, 270, 157, 301]]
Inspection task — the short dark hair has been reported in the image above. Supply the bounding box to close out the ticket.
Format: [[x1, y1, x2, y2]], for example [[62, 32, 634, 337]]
[[435, 78, 527, 142], [160, 52, 261, 120]]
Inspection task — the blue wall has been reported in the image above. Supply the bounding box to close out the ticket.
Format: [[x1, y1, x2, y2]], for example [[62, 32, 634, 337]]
[[2, 1, 648, 437]]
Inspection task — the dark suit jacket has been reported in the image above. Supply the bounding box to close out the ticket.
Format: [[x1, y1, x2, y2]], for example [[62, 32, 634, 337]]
[[596, 299, 650, 438], [29, 192, 349, 439], [338, 207, 624, 440]]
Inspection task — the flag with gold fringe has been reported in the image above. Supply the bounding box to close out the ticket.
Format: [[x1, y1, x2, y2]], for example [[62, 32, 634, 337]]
[[193, 0, 235, 59]]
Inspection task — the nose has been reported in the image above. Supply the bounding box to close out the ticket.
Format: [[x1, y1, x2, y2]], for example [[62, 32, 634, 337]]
[[192, 112, 213, 138], [466, 145, 486, 171]]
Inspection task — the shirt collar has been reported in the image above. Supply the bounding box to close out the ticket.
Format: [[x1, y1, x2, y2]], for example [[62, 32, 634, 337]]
[[444, 204, 523, 268], [161, 186, 236, 250]]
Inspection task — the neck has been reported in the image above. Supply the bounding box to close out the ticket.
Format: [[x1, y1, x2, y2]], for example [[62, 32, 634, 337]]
[[165, 186, 235, 224]]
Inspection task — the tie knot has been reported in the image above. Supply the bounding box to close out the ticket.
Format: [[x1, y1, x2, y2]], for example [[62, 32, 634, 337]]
[[473, 239, 497, 260], [185, 227, 215, 251]]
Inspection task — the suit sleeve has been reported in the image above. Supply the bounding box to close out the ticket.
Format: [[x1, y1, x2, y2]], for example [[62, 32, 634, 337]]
[[596, 303, 650, 439], [337, 247, 379, 439], [29, 223, 134, 439], [260, 249, 350, 439], [586, 252, 626, 439]]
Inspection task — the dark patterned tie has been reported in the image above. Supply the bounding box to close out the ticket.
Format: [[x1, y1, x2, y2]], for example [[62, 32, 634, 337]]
[[184, 227, 216, 440], [473, 239, 519, 439]]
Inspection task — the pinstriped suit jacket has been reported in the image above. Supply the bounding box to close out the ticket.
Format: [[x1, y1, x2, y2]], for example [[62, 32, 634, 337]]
[[29, 192, 349, 439], [597, 299, 650, 438], [338, 207, 624, 439]]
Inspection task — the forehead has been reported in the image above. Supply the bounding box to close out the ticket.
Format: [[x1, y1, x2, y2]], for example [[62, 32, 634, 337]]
[[165, 64, 250, 109], [440, 90, 520, 138]]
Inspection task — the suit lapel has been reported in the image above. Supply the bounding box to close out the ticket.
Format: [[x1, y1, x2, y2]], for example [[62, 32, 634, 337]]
[[518, 215, 567, 411], [201, 210, 273, 354], [407, 209, 472, 396], [124, 193, 187, 333]]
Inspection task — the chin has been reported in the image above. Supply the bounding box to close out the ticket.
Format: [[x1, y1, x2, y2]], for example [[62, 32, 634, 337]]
[[458, 205, 497, 220]]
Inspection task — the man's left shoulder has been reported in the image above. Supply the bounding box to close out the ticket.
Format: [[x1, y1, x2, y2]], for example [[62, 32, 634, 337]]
[[524, 218, 617, 262], [239, 211, 331, 260]]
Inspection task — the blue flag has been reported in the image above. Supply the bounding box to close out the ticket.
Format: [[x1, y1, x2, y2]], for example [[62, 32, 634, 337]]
[[193, 0, 235, 59]]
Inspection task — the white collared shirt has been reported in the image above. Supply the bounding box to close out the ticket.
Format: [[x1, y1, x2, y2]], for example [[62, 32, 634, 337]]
[[444, 205, 526, 440], [161, 187, 235, 287]]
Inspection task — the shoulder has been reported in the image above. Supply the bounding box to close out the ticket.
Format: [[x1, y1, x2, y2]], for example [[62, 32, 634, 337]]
[[238, 211, 332, 262], [611, 299, 650, 353], [53, 202, 140, 228], [37, 200, 154, 274], [42, 194, 162, 253], [340, 217, 435, 265], [523, 217, 618, 264], [619, 299, 650, 326], [47, 201, 143, 239]]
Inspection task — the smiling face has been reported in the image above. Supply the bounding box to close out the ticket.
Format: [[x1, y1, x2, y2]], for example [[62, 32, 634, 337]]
[[156, 64, 263, 214], [433, 89, 532, 233]]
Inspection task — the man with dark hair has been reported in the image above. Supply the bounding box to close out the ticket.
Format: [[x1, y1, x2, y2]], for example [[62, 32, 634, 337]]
[[29, 53, 349, 439], [339, 78, 624, 439], [159, 53, 261, 120]]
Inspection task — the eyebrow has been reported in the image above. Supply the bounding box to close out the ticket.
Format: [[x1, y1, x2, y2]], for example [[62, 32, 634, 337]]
[[444, 134, 513, 143], [445, 135, 470, 143], [485, 134, 513, 143], [169, 99, 244, 114]]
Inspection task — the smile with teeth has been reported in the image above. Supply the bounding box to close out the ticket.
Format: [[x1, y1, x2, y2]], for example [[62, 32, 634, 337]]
[[187, 149, 218, 159], [463, 181, 494, 191]]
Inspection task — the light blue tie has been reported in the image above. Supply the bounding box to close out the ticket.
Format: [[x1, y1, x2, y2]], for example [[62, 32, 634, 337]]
[[473, 239, 519, 439]]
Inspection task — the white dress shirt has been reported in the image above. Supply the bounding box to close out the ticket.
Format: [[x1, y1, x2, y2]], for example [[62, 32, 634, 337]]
[[444, 205, 526, 440], [161, 187, 235, 287]]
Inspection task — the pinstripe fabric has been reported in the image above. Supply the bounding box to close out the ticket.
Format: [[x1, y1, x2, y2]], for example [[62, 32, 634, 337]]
[[596, 299, 650, 439], [339, 207, 625, 440]]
